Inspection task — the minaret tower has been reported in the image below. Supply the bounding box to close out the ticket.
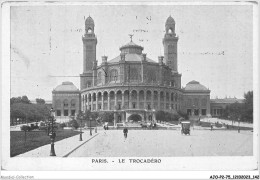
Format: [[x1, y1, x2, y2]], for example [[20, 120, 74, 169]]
[[80, 16, 97, 90], [163, 16, 179, 72]]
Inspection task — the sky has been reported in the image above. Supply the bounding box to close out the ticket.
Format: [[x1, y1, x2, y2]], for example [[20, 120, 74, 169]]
[[10, 4, 253, 101]]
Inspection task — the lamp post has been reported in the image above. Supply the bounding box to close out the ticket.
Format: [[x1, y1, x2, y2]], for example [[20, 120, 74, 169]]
[[79, 111, 83, 141], [238, 117, 240, 133], [90, 117, 92, 136], [95, 117, 98, 133], [49, 108, 56, 156]]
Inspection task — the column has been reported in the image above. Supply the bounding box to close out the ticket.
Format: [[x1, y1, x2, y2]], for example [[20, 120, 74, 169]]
[[128, 90, 131, 109], [96, 93, 98, 111], [158, 91, 161, 110], [151, 91, 154, 109], [164, 91, 167, 110], [144, 91, 147, 109], [122, 92, 125, 109], [108, 94, 110, 110], [115, 92, 117, 110], [91, 93, 93, 112], [137, 91, 140, 109], [101, 94, 104, 111]]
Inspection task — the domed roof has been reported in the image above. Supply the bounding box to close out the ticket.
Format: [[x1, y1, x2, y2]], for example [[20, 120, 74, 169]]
[[166, 16, 175, 25], [108, 53, 156, 63], [119, 41, 144, 51], [184, 80, 209, 91], [54, 81, 79, 92], [85, 16, 94, 25]]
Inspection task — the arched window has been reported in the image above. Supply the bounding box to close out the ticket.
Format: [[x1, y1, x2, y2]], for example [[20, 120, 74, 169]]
[[109, 69, 118, 82], [63, 99, 69, 108], [87, 28, 92, 33], [71, 99, 76, 108], [97, 71, 102, 84]]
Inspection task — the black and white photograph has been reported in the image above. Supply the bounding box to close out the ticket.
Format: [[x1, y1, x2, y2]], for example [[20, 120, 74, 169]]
[[1, 1, 259, 179]]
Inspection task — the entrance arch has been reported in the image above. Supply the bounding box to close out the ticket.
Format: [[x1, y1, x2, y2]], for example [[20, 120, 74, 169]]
[[128, 114, 142, 122]]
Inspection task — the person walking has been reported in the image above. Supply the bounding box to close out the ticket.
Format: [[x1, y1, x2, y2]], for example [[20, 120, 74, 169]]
[[123, 127, 128, 139]]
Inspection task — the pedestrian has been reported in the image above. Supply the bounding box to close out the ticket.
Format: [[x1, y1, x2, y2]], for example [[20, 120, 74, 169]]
[[211, 124, 213, 131], [103, 125, 106, 130], [123, 127, 128, 139]]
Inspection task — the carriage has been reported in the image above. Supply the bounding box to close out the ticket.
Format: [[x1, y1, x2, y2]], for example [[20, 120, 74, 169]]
[[181, 121, 191, 135]]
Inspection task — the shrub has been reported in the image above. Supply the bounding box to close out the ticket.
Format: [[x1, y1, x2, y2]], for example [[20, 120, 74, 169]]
[[20, 125, 31, 132], [59, 123, 66, 129], [69, 120, 79, 129]]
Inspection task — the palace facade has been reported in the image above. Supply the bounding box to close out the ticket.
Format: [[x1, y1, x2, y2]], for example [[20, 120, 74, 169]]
[[52, 16, 211, 124]]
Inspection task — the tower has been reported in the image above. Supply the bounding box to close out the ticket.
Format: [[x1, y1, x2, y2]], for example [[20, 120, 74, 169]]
[[163, 16, 179, 72], [80, 16, 97, 90]]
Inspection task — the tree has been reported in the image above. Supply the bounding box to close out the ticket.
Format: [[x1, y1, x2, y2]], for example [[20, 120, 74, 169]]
[[21, 96, 31, 104], [155, 110, 165, 122], [36, 98, 45, 104], [98, 111, 114, 123], [243, 91, 253, 122]]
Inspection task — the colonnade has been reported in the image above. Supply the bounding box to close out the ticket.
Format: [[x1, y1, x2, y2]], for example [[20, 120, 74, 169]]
[[81, 89, 182, 112]]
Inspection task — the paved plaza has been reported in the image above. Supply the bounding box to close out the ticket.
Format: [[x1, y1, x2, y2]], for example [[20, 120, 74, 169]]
[[68, 129, 253, 157]]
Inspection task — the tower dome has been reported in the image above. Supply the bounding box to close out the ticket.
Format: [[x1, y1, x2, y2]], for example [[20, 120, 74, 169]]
[[84, 16, 95, 35], [85, 16, 94, 25], [165, 16, 175, 25]]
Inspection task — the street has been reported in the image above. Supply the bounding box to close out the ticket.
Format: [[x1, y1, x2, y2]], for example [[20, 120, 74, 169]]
[[68, 129, 253, 157]]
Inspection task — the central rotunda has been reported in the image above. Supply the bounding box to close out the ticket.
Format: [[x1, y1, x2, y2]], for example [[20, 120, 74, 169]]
[[80, 16, 186, 124]]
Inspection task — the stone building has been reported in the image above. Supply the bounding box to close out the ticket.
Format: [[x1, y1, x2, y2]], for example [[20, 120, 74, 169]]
[[210, 97, 244, 117], [182, 80, 211, 117], [52, 81, 80, 122], [52, 16, 211, 124]]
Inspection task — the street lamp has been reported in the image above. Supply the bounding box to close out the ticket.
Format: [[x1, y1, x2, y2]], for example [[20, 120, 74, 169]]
[[89, 117, 92, 136], [49, 108, 56, 156], [79, 111, 83, 141], [238, 117, 240, 133], [95, 117, 98, 133]]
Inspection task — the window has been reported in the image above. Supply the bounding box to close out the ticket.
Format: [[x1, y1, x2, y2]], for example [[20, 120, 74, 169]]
[[64, 100, 69, 108], [118, 116, 122, 123], [56, 110, 61, 116], [64, 110, 68, 116], [87, 28, 92, 33], [132, 103, 136, 109], [187, 109, 192, 115], [147, 104, 151, 110], [202, 109, 206, 115], [168, 28, 173, 34], [71, 99, 76, 108], [98, 104, 102, 110], [97, 71, 102, 84], [118, 104, 121, 110], [109, 69, 118, 82], [71, 110, 75, 116]]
